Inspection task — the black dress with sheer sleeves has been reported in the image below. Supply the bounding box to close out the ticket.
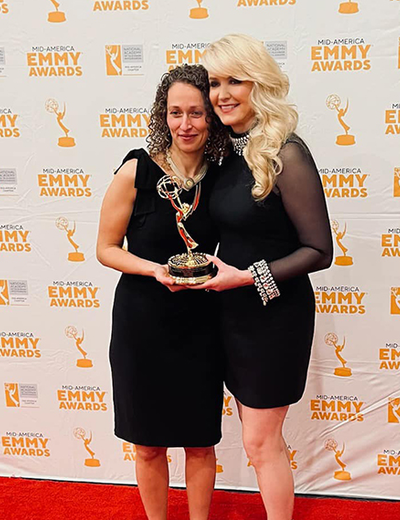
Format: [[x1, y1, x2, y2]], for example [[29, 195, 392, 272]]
[[109, 149, 223, 447], [209, 135, 332, 409]]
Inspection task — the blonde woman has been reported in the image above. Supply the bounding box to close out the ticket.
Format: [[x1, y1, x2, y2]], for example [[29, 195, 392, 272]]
[[196, 34, 333, 520]]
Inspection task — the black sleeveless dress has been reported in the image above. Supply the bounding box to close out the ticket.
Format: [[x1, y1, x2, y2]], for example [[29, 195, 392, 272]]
[[109, 149, 223, 447], [209, 136, 332, 409]]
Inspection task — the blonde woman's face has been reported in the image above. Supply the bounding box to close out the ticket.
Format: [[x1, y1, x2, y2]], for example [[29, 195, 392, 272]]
[[209, 75, 255, 133], [166, 82, 209, 154]]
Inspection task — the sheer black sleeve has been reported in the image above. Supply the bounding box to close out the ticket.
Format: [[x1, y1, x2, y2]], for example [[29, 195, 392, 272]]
[[268, 137, 333, 282]]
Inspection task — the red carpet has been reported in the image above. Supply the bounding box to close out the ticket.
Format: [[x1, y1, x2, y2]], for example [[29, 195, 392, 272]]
[[0, 477, 399, 520]]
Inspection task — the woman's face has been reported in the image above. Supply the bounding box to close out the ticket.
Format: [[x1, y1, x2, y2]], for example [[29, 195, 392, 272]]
[[208, 75, 255, 133], [166, 82, 209, 154]]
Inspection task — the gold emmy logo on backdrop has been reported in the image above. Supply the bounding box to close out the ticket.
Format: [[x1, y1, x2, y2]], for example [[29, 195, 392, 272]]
[[45, 99, 76, 147], [65, 326, 93, 368], [326, 94, 356, 146], [55, 217, 85, 262], [338, 0, 359, 14], [189, 0, 209, 18], [394, 168, 400, 197], [105, 46, 122, 75], [216, 459, 224, 473], [48, 0, 66, 22], [388, 398, 400, 423], [391, 287, 400, 315], [0, 280, 10, 305], [5, 383, 20, 407], [73, 428, 101, 467], [331, 220, 353, 266], [325, 333, 352, 377], [324, 439, 351, 480]]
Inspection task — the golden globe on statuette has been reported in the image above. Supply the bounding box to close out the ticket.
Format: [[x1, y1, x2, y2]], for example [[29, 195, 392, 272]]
[[156, 174, 215, 285]]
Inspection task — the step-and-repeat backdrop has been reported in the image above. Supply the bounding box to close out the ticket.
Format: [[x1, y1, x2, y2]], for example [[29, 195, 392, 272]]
[[1, 0, 400, 501]]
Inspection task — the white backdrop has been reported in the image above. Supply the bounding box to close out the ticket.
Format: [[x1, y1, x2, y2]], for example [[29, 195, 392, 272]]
[[1, 0, 400, 500]]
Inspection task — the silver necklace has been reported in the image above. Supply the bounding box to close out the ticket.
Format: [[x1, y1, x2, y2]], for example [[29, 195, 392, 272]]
[[230, 132, 250, 156], [165, 149, 208, 191]]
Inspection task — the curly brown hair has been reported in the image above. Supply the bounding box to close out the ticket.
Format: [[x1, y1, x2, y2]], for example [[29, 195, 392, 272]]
[[146, 64, 229, 162]]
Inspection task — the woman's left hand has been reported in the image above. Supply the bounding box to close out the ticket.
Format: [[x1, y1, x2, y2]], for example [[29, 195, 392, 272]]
[[190, 255, 253, 292]]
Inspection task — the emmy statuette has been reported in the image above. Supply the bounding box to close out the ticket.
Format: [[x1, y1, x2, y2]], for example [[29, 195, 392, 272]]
[[331, 220, 353, 266], [156, 175, 215, 285], [325, 439, 351, 481], [325, 333, 352, 377], [45, 98, 76, 148], [74, 428, 101, 467], [65, 326, 93, 368], [56, 217, 85, 262], [326, 94, 355, 146]]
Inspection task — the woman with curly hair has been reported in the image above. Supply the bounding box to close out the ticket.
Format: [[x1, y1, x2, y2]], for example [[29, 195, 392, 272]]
[[195, 34, 333, 520], [96, 64, 229, 520]]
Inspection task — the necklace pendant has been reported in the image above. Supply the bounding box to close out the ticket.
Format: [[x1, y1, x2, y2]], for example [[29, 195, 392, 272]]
[[165, 148, 209, 191], [185, 178, 195, 190]]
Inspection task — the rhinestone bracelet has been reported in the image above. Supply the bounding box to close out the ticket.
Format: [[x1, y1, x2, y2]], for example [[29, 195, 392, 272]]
[[248, 260, 280, 306], [248, 264, 269, 306]]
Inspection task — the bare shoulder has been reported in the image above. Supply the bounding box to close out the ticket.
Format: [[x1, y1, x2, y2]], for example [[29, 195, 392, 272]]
[[114, 158, 138, 182], [103, 158, 138, 206]]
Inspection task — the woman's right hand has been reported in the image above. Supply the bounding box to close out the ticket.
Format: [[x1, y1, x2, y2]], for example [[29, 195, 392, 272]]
[[154, 264, 187, 292]]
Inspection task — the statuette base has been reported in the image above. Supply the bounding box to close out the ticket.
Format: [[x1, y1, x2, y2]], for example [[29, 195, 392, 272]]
[[68, 252, 85, 262], [58, 136, 76, 147], [189, 7, 208, 19], [334, 367, 352, 377], [335, 256, 353, 266], [339, 2, 358, 14], [85, 458, 100, 467], [168, 252, 215, 285], [334, 470, 351, 480], [336, 134, 355, 146], [77, 359, 93, 368], [48, 11, 66, 23]]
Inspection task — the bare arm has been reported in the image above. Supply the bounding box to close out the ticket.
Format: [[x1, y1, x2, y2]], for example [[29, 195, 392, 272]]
[[96, 159, 160, 278]]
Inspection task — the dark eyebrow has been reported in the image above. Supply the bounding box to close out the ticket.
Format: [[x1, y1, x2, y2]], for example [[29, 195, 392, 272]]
[[168, 105, 203, 110]]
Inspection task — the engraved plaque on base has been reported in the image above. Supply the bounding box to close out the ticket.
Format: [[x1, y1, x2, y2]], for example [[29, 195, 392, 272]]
[[168, 252, 215, 285]]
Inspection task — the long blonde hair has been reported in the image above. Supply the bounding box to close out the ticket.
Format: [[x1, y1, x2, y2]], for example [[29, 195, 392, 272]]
[[203, 34, 298, 201]]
